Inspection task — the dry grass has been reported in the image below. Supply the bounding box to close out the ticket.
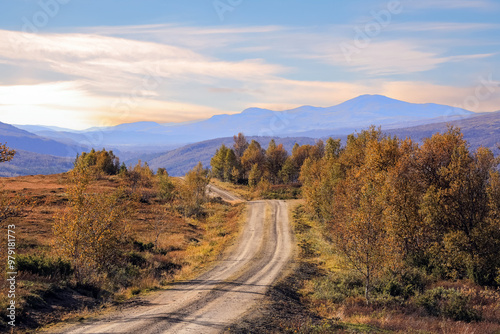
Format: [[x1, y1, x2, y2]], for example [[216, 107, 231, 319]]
[[210, 179, 257, 200]]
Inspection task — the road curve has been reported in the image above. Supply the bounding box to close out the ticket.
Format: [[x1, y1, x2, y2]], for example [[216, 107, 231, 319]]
[[206, 184, 243, 202], [52, 199, 293, 334]]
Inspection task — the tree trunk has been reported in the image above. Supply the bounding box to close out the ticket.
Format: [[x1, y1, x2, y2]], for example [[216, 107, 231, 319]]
[[365, 271, 370, 305], [365, 283, 370, 305]]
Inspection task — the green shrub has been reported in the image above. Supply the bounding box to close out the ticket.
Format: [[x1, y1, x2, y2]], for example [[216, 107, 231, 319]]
[[377, 267, 429, 299], [415, 287, 481, 322], [17, 254, 73, 278], [312, 271, 364, 303], [127, 251, 147, 267], [133, 241, 154, 252], [442, 290, 481, 322]]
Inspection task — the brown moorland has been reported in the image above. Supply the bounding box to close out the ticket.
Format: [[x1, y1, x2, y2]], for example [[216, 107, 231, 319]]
[[0, 172, 244, 332]]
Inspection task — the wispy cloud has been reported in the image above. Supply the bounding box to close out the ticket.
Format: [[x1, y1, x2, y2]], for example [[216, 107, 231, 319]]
[[404, 0, 498, 10], [387, 22, 500, 33], [0, 29, 286, 95]]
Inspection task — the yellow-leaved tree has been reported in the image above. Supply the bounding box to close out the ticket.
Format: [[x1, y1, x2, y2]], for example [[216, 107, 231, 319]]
[[329, 128, 402, 303], [1, 142, 18, 221], [180, 162, 210, 217], [53, 162, 127, 283], [0, 142, 15, 163]]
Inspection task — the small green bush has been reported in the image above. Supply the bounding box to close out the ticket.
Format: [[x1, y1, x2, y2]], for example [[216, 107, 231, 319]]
[[312, 271, 364, 303], [127, 251, 147, 267], [17, 254, 73, 278], [133, 241, 154, 252], [415, 287, 481, 322], [377, 267, 429, 299]]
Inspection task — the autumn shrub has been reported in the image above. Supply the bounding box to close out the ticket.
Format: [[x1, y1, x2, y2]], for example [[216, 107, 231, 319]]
[[260, 183, 301, 200], [151, 255, 182, 277], [0, 142, 16, 162], [105, 263, 141, 289], [119, 160, 155, 202], [179, 162, 210, 217], [126, 251, 147, 268], [74, 148, 120, 176], [157, 171, 175, 202]]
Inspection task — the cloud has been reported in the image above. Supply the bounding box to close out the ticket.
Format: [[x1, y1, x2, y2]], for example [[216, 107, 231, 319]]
[[332, 40, 444, 75], [403, 0, 499, 10], [388, 22, 500, 33], [380, 81, 500, 112], [79, 24, 288, 53], [303, 37, 494, 76], [0, 29, 286, 97]]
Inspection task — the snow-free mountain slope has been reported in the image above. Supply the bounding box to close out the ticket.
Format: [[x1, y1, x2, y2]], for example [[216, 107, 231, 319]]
[[0, 122, 84, 157]]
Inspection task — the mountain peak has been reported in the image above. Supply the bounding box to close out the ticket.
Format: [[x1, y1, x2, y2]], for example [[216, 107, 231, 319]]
[[344, 94, 402, 104], [241, 107, 272, 115]]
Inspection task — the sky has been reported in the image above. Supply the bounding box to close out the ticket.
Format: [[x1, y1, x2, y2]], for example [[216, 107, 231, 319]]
[[0, 0, 499, 130]]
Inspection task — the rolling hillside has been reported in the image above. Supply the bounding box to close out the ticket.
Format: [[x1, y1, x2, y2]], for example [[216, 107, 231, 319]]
[[0, 150, 73, 177], [385, 110, 500, 152]]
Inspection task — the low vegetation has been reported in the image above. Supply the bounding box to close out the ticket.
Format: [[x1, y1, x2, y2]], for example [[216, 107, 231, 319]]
[[0, 146, 243, 331]]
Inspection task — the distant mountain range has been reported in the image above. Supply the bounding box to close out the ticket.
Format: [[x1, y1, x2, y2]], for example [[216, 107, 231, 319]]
[[14, 95, 474, 151], [1, 94, 498, 177]]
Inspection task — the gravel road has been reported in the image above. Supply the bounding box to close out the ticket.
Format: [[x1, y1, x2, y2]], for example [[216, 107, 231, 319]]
[[206, 184, 243, 202], [53, 186, 293, 334]]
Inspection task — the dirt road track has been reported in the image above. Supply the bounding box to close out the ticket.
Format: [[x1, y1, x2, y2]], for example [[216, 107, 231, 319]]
[[206, 184, 243, 202], [52, 189, 293, 334]]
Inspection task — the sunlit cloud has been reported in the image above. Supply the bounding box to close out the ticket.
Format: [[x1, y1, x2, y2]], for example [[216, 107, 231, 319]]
[[380, 81, 500, 113], [0, 29, 286, 95]]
